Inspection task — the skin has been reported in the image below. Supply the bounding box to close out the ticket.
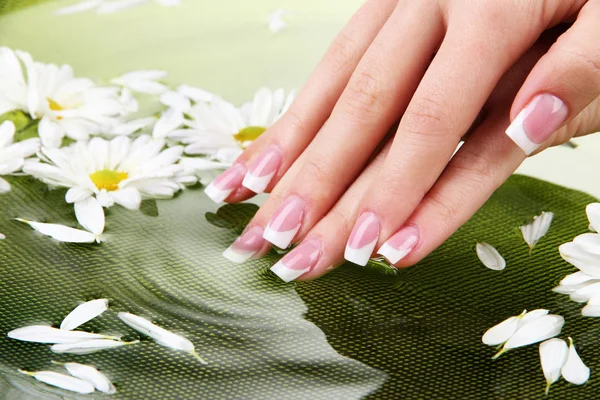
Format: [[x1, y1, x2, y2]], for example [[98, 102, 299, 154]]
[[220, 0, 600, 279]]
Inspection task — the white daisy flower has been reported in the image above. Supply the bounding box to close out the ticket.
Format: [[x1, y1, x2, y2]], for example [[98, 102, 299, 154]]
[[0, 121, 39, 193], [168, 87, 294, 169], [268, 9, 290, 33], [23, 136, 197, 221], [110, 70, 169, 95], [482, 309, 564, 359], [13, 50, 134, 147]]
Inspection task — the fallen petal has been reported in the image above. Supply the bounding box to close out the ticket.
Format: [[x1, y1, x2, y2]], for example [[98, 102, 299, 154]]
[[476, 242, 506, 271], [60, 299, 109, 331], [539, 338, 568, 395], [518, 309, 549, 327], [482, 315, 520, 346], [118, 312, 207, 364], [51, 339, 134, 354], [561, 337, 590, 385], [581, 304, 600, 317], [61, 362, 116, 394], [7, 325, 114, 344], [15, 218, 98, 243], [520, 212, 553, 251], [502, 314, 564, 351], [19, 370, 95, 394], [74, 197, 105, 236]]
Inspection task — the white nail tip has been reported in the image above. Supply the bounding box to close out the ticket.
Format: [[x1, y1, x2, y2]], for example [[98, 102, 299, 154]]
[[242, 171, 275, 194], [344, 239, 377, 266], [377, 242, 410, 265], [263, 224, 299, 249], [204, 182, 233, 204], [271, 260, 309, 283], [222, 246, 255, 264], [505, 109, 538, 155]]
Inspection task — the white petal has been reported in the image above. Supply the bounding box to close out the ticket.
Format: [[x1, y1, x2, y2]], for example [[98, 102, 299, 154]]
[[573, 233, 600, 255], [503, 315, 564, 351], [539, 338, 568, 395], [561, 271, 597, 286], [124, 80, 168, 95], [19, 371, 95, 394], [74, 197, 105, 236], [153, 108, 184, 139], [118, 312, 207, 363], [60, 299, 109, 331], [586, 203, 600, 233], [518, 309, 550, 327], [38, 117, 64, 148], [581, 304, 600, 317], [112, 70, 168, 84], [15, 218, 99, 243], [65, 187, 93, 204], [0, 120, 15, 148], [96, 0, 149, 14], [560, 241, 600, 278], [268, 8, 288, 33], [54, 0, 103, 15], [7, 325, 111, 343], [160, 91, 191, 113], [0, 232, 5, 240], [0, 177, 10, 193], [570, 281, 600, 303], [476, 242, 506, 271], [0, 158, 23, 175], [111, 117, 155, 136], [561, 338, 590, 385], [520, 211, 554, 250], [62, 363, 116, 394], [51, 339, 129, 354], [176, 84, 214, 103], [482, 315, 519, 345], [110, 188, 141, 210]]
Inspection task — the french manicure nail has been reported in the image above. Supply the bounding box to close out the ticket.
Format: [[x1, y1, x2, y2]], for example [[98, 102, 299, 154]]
[[377, 226, 419, 264], [505, 94, 568, 155], [271, 239, 321, 282], [223, 226, 266, 263], [344, 211, 380, 266], [263, 195, 304, 249], [204, 164, 247, 204], [242, 145, 282, 193]]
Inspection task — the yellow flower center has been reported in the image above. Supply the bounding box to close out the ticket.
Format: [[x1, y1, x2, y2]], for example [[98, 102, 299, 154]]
[[234, 126, 267, 147], [89, 169, 128, 191], [47, 98, 64, 120]]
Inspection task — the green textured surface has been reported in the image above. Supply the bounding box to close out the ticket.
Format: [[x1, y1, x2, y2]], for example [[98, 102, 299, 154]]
[[0, 174, 598, 399], [0, 0, 48, 15]]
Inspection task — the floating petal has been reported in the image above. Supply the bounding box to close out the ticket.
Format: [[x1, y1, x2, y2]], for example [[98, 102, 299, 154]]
[[15, 218, 98, 243], [60, 299, 109, 331], [482, 315, 520, 346], [61, 362, 116, 394], [7, 325, 113, 344], [502, 315, 564, 352], [560, 271, 597, 286], [476, 242, 506, 271], [176, 84, 214, 103], [51, 339, 133, 354], [74, 197, 105, 236], [518, 309, 549, 327], [0, 232, 5, 240], [539, 338, 568, 395], [520, 212, 553, 251], [118, 312, 207, 364], [19, 370, 94, 394], [561, 338, 590, 385], [581, 304, 600, 317]]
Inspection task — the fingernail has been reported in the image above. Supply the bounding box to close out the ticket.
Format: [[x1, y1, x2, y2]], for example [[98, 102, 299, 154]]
[[204, 164, 247, 204], [377, 226, 419, 264], [223, 226, 266, 263], [344, 211, 380, 266], [242, 145, 282, 193], [263, 195, 304, 249], [505, 94, 568, 155], [271, 239, 321, 282]]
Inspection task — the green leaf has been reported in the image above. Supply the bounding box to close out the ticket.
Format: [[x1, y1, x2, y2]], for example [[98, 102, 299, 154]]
[[0, 110, 31, 132]]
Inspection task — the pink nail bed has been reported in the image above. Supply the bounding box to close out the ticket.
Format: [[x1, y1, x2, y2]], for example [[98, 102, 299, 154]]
[[344, 211, 380, 266], [271, 239, 321, 282], [204, 164, 247, 204], [263, 195, 305, 249], [378, 226, 419, 264], [223, 226, 266, 264], [505, 94, 568, 155], [242, 145, 282, 193]]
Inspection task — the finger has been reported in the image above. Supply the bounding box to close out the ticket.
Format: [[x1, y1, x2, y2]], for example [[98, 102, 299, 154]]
[[344, 4, 546, 266], [248, 2, 444, 251], [204, 0, 399, 204], [270, 140, 393, 282], [506, 0, 600, 155]]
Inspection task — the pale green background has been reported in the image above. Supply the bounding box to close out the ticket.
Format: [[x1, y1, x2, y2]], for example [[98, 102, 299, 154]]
[[0, 0, 598, 198]]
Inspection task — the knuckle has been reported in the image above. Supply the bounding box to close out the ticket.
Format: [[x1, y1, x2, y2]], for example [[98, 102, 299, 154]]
[[559, 48, 600, 95], [449, 147, 498, 189], [324, 207, 354, 239], [342, 69, 386, 116], [423, 189, 461, 231], [402, 93, 451, 138], [325, 31, 359, 74]]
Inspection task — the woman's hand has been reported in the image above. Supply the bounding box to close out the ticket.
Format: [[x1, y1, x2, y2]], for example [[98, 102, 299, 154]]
[[211, 0, 600, 281]]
